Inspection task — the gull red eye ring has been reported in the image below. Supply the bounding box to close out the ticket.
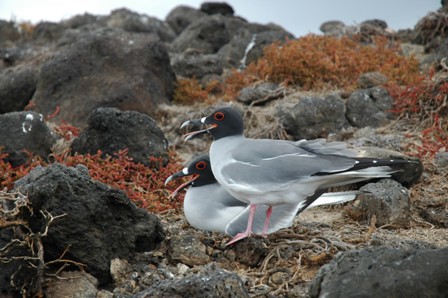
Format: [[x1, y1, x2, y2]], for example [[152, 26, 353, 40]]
[[214, 111, 225, 121], [195, 161, 207, 170]]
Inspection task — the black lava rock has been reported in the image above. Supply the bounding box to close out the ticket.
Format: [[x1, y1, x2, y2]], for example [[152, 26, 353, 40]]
[[14, 163, 164, 284], [71, 107, 169, 167]]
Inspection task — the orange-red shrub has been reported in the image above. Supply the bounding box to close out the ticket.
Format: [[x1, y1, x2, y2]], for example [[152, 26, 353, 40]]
[[224, 35, 421, 93], [0, 148, 186, 213], [388, 72, 448, 158]]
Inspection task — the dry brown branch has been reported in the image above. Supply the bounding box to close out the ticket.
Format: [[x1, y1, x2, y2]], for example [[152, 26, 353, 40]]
[[0, 190, 85, 296]]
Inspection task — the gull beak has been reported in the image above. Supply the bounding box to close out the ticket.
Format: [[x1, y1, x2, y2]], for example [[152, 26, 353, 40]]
[[180, 117, 216, 141], [165, 168, 199, 198], [180, 118, 203, 129], [164, 171, 185, 186]]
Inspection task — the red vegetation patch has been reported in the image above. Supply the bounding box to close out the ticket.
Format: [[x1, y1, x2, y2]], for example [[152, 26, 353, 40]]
[[173, 78, 209, 104], [173, 35, 422, 102], [225, 35, 421, 93], [0, 148, 186, 213], [0, 149, 45, 190], [417, 114, 448, 158], [173, 78, 222, 104], [388, 72, 448, 158], [53, 121, 80, 141]]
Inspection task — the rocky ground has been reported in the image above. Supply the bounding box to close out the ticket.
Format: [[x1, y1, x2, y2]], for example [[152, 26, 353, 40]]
[[1, 1, 448, 298]]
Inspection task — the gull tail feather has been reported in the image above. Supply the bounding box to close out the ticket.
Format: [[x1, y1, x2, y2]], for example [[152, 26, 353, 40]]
[[308, 191, 359, 208]]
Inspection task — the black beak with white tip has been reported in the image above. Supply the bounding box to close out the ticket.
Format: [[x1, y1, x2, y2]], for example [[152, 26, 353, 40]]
[[164, 169, 189, 186], [180, 117, 216, 141], [165, 167, 198, 199]]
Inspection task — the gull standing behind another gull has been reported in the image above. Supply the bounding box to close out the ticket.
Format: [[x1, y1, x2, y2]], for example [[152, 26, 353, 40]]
[[181, 106, 419, 245], [165, 154, 359, 237]]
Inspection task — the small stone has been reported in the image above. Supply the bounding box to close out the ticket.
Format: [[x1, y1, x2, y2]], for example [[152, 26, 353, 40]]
[[271, 271, 289, 285], [359, 20, 388, 40], [169, 235, 210, 266], [360, 19, 388, 30], [177, 263, 190, 275], [231, 237, 268, 267], [237, 82, 280, 105], [206, 246, 214, 255], [134, 265, 249, 297], [97, 290, 114, 298], [320, 20, 346, 36], [110, 258, 131, 285], [358, 72, 388, 88], [225, 249, 236, 261], [45, 271, 98, 298], [400, 43, 425, 58], [435, 152, 448, 169], [345, 179, 410, 227], [418, 197, 448, 228]]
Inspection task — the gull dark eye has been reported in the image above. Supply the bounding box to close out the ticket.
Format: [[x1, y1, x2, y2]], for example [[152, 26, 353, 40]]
[[196, 161, 207, 170], [214, 111, 225, 121]]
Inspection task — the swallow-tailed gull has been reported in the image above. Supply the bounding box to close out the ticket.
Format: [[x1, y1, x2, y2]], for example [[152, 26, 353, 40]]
[[181, 107, 417, 244], [165, 154, 359, 237]]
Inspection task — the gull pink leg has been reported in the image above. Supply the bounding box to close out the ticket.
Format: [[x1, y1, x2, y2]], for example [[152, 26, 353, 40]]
[[261, 206, 273, 237], [226, 204, 256, 245]]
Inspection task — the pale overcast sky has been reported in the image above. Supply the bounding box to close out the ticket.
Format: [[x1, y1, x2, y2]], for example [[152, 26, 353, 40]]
[[0, 0, 441, 37]]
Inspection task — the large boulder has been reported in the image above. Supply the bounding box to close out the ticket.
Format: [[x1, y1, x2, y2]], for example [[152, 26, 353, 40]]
[[102, 8, 176, 42], [14, 163, 164, 284], [0, 65, 38, 113], [48, 9, 176, 43], [346, 87, 394, 128], [32, 21, 67, 44], [309, 246, 448, 298], [243, 30, 294, 66], [30, 28, 176, 127], [275, 93, 349, 139], [0, 111, 58, 166], [171, 52, 223, 79], [165, 5, 207, 35], [200, 2, 235, 16], [217, 21, 294, 68], [62, 13, 100, 29], [171, 15, 231, 54], [71, 107, 168, 166]]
